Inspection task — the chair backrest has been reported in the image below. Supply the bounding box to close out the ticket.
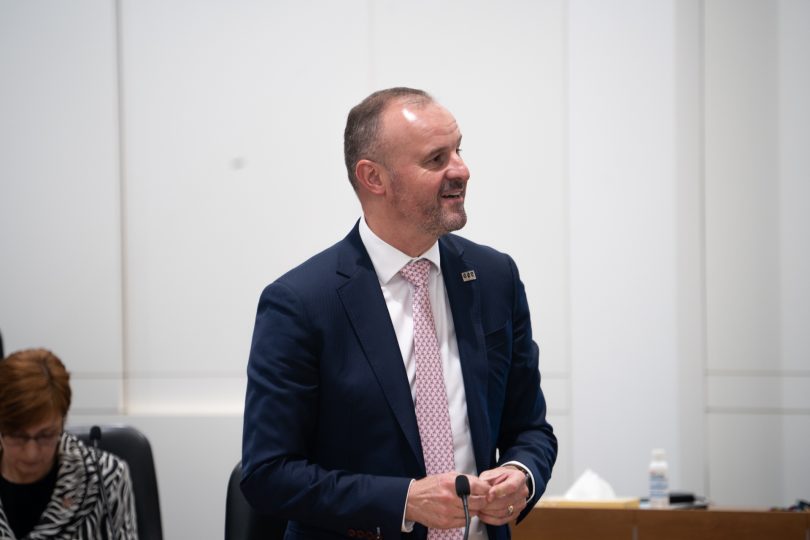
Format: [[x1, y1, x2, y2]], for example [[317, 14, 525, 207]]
[[225, 461, 287, 540], [69, 425, 163, 540]]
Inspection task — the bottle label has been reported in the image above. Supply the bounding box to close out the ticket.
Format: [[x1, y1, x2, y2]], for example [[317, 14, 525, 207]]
[[649, 471, 668, 507]]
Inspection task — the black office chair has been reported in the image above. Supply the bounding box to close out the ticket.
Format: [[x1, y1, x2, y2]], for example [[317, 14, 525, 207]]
[[225, 461, 287, 540], [69, 425, 163, 540]]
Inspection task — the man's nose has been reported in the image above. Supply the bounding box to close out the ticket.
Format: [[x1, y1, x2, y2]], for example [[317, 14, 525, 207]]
[[447, 152, 470, 181]]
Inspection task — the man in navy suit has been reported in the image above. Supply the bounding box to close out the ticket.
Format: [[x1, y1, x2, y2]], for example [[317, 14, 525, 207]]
[[242, 88, 556, 540]]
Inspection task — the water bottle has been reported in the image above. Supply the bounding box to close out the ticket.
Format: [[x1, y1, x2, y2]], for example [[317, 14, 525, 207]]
[[649, 448, 669, 508]]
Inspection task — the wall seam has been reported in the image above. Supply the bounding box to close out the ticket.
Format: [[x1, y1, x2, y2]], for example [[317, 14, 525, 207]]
[[561, 0, 573, 493], [114, 0, 130, 414], [698, 0, 710, 503]]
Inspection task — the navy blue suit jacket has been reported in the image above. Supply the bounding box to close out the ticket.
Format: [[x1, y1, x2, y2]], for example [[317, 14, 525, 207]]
[[242, 223, 556, 540]]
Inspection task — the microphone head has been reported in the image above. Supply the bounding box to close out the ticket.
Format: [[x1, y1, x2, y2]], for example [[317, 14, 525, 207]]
[[455, 474, 471, 496], [89, 425, 102, 441]]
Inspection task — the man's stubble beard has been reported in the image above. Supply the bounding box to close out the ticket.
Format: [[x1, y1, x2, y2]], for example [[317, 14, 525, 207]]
[[389, 171, 468, 238]]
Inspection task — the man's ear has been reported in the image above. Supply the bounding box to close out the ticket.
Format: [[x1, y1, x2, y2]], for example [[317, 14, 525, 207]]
[[355, 159, 387, 196]]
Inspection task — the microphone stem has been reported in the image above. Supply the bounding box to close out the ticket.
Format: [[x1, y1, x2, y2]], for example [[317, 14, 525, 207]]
[[461, 495, 470, 540]]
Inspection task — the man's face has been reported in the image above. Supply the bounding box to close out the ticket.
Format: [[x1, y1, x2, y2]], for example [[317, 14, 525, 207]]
[[378, 100, 470, 241]]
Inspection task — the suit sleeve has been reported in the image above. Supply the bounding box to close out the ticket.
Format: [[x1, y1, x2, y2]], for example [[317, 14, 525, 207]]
[[495, 255, 558, 522], [241, 280, 412, 537]]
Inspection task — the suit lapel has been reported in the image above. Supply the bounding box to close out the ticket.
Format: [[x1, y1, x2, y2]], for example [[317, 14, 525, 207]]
[[335, 225, 424, 469], [440, 236, 491, 472]]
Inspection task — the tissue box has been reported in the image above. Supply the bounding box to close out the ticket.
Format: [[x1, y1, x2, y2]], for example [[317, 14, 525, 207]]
[[539, 468, 640, 508]]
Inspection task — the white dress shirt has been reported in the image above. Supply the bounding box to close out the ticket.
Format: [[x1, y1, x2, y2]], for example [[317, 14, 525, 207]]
[[358, 218, 487, 540]]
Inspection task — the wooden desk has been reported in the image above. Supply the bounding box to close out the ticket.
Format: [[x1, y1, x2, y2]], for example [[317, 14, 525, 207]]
[[512, 506, 810, 540]]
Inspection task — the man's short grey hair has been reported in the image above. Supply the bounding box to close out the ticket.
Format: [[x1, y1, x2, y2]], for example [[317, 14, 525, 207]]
[[343, 87, 434, 191]]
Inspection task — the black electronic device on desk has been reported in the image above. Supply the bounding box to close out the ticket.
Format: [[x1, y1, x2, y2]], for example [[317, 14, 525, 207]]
[[640, 491, 709, 509]]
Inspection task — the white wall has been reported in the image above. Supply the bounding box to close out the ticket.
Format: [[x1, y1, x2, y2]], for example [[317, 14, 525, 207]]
[[568, 0, 684, 497], [1, 1, 808, 538], [0, 0, 125, 411], [703, 0, 810, 505]]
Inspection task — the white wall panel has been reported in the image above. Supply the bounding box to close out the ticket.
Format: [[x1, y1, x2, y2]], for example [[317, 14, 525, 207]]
[[782, 416, 810, 507], [776, 0, 810, 509], [70, 378, 123, 414], [0, 1, 124, 402], [542, 413, 572, 498], [778, 0, 810, 506], [127, 375, 245, 414], [704, 0, 779, 372], [542, 374, 570, 415], [568, 0, 682, 497], [120, 0, 367, 410], [674, 0, 708, 498], [778, 0, 810, 374], [704, 0, 810, 507], [707, 413, 783, 506], [707, 374, 810, 411]]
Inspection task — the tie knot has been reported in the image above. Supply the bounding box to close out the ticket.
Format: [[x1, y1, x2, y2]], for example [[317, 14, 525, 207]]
[[400, 258, 432, 287]]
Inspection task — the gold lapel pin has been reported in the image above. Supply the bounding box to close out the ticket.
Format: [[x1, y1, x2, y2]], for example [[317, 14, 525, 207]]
[[461, 270, 477, 282]]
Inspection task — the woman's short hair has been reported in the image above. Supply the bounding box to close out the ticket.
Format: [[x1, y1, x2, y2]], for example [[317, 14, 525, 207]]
[[0, 348, 72, 433]]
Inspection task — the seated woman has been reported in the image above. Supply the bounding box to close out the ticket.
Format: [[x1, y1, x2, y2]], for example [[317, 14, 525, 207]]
[[0, 348, 137, 539]]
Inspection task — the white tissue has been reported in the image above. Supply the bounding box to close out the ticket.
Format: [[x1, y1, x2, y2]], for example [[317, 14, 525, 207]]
[[564, 469, 618, 500]]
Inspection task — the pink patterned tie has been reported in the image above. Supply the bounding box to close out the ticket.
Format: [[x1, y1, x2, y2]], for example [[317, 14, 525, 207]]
[[400, 259, 462, 540]]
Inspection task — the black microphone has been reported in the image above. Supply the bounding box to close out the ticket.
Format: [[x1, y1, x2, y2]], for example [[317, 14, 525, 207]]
[[455, 475, 471, 540], [89, 426, 113, 540]]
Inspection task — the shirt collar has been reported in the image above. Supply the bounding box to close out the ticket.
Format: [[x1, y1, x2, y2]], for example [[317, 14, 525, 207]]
[[358, 217, 441, 285]]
